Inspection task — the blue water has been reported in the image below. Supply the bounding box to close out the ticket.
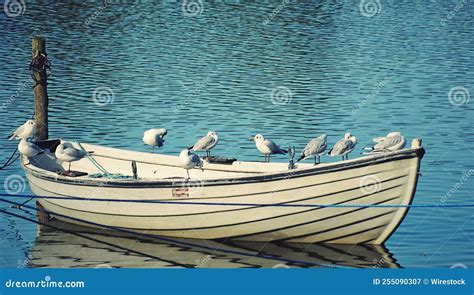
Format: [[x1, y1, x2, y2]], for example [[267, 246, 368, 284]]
[[0, 1, 472, 268]]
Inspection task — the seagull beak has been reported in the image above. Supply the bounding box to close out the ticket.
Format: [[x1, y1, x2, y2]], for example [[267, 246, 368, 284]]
[[249, 137, 254, 141]]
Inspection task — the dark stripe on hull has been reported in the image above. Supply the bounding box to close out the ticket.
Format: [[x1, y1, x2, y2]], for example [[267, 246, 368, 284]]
[[280, 210, 395, 242], [31, 175, 406, 218], [230, 196, 400, 240]]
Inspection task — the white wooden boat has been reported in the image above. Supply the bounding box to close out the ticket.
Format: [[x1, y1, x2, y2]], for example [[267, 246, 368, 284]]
[[21, 139, 425, 244]]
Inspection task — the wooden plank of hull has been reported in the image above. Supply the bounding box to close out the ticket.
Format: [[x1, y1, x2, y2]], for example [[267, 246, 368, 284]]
[[24, 145, 423, 244]]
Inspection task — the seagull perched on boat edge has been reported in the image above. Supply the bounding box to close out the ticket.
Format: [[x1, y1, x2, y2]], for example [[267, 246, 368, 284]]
[[55, 142, 91, 172], [364, 132, 406, 152], [189, 131, 218, 158], [143, 128, 167, 152], [328, 132, 357, 161], [8, 120, 36, 140], [251, 134, 287, 162], [298, 134, 327, 165], [179, 149, 203, 179], [18, 138, 44, 164]]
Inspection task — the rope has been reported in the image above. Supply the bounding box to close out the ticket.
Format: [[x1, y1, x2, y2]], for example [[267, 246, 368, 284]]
[[0, 198, 352, 269], [76, 142, 108, 174], [0, 149, 19, 170], [0, 193, 472, 208], [29, 51, 51, 88]]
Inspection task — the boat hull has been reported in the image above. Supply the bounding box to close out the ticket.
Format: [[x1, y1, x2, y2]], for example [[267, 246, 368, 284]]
[[23, 145, 424, 244]]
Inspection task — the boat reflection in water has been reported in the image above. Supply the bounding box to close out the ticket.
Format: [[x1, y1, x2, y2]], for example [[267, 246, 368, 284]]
[[30, 212, 401, 268]]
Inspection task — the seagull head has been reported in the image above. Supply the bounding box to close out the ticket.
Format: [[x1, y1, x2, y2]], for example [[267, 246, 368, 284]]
[[344, 132, 352, 139], [252, 134, 265, 142], [387, 131, 402, 137], [26, 120, 35, 126], [207, 131, 218, 139]]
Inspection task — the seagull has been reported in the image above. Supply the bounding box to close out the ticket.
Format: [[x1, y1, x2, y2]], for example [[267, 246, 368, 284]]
[[8, 120, 36, 140], [143, 128, 167, 152], [189, 131, 218, 158], [366, 132, 407, 152], [18, 138, 44, 164], [297, 134, 327, 165], [251, 134, 287, 162], [55, 142, 89, 172], [328, 132, 357, 161], [178, 149, 203, 179]]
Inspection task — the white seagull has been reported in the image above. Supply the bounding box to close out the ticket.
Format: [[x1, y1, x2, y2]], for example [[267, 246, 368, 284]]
[[328, 132, 357, 161], [18, 138, 44, 164], [190, 131, 218, 158], [8, 120, 36, 140], [251, 134, 287, 162], [297, 134, 327, 165], [178, 149, 203, 179], [369, 132, 407, 152], [55, 142, 89, 172], [143, 128, 167, 152]]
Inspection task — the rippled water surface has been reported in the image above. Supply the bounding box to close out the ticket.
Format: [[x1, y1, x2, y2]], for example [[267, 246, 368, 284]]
[[0, 1, 472, 268]]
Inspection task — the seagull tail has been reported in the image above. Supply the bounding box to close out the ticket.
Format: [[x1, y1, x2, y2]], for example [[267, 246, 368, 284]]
[[296, 155, 304, 162], [188, 145, 194, 150], [279, 149, 288, 154], [7, 134, 14, 140]]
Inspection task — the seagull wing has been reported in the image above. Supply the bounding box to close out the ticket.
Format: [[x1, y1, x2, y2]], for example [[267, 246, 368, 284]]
[[265, 139, 287, 154], [329, 139, 351, 156], [374, 136, 400, 150], [372, 136, 386, 143], [8, 124, 25, 140], [63, 147, 87, 158], [192, 136, 216, 150]]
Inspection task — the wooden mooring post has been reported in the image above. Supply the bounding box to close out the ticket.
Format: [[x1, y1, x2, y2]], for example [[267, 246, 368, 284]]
[[32, 36, 49, 140]]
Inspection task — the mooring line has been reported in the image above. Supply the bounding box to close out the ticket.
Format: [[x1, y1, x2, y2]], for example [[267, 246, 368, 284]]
[[0, 193, 472, 209], [0, 207, 193, 268], [0, 198, 355, 269]]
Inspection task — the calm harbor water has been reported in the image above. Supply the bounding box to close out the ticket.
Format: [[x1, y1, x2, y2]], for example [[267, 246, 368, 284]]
[[0, 1, 472, 268]]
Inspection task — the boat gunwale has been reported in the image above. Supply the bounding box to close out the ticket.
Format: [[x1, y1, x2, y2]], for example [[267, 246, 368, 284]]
[[22, 145, 425, 188]]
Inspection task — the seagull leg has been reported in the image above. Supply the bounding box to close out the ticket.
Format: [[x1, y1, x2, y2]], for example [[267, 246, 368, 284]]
[[314, 156, 316, 165], [268, 155, 271, 163], [68, 162, 71, 172], [186, 169, 190, 180]]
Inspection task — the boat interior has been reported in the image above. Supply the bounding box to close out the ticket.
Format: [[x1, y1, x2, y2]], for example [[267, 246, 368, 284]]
[[24, 139, 414, 181]]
